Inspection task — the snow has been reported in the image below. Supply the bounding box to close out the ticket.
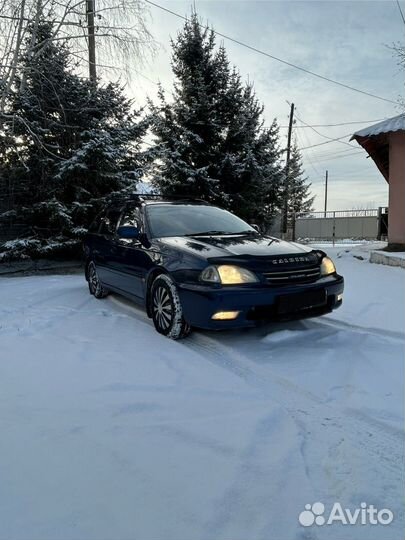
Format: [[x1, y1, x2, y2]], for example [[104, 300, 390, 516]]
[[0, 247, 404, 540], [351, 113, 405, 138], [321, 244, 405, 335], [375, 250, 405, 260], [136, 180, 155, 194]]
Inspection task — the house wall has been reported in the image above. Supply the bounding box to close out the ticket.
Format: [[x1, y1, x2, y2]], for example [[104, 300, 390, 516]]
[[388, 131, 405, 247]]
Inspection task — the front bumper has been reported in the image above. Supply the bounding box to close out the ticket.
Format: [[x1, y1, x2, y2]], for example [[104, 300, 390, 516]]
[[178, 275, 344, 330]]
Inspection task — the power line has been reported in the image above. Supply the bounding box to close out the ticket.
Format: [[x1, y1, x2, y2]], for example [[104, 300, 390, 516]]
[[299, 135, 356, 151], [308, 149, 364, 162], [397, 0, 405, 25], [293, 117, 324, 176], [294, 110, 362, 153], [294, 127, 323, 177], [308, 150, 366, 163], [311, 146, 364, 159], [294, 109, 359, 149], [144, 0, 397, 105], [310, 165, 381, 181], [279, 118, 387, 128]]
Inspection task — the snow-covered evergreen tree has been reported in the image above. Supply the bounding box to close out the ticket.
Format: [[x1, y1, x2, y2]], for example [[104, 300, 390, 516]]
[[0, 21, 147, 261], [149, 19, 230, 201], [287, 144, 315, 223], [149, 15, 283, 229], [215, 74, 283, 227]]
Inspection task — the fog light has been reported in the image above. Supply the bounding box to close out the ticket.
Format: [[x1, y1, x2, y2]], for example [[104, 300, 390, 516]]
[[212, 311, 240, 321], [337, 293, 343, 302]]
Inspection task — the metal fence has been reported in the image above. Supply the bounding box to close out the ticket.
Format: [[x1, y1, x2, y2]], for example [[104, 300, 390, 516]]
[[294, 208, 387, 242]]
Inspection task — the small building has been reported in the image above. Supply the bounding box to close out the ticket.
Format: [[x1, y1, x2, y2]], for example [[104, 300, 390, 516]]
[[351, 114, 405, 249]]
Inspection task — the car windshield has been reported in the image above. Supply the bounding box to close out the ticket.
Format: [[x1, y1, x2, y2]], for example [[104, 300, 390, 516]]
[[146, 204, 255, 238]]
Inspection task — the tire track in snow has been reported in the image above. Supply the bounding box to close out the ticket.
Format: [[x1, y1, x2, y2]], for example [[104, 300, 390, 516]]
[[187, 331, 403, 477], [202, 407, 313, 540], [319, 316, 405, 341], [189, 330, 404, 534], [88, 293, 405, 473]]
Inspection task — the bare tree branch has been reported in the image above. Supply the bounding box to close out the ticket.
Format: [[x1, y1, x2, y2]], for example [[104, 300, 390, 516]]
[[0, 0, 156, 95]]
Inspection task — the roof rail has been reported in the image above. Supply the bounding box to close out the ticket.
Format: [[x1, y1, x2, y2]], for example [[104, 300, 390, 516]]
[[107, 193, 209, 204]]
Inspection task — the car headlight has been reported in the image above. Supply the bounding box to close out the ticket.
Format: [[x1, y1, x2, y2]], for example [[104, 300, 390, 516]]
[[320, 256, 336, 276], [200, 265, 259, 285]]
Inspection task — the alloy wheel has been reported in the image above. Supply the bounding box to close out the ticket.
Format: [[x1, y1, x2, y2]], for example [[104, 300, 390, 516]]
[[88, 262, 108, 298], [150, 274, 191, 339], [152, 285, 174, 331]]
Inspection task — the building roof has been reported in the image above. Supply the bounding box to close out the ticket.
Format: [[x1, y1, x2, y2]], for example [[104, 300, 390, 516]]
[[350, 113, 405, 182], [351, 113, 405, 140]]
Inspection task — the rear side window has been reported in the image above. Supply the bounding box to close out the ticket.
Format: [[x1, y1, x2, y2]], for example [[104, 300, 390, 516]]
[[119, 207, 141, 229], [88, 213, 102, 233], [99, 209, 122, 236]]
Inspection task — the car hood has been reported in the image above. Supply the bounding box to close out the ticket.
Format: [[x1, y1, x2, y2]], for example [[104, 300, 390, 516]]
[[157, 234, 316, 261]]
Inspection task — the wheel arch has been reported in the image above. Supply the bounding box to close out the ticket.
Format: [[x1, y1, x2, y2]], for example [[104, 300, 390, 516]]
[[84, 257, 92, 281]]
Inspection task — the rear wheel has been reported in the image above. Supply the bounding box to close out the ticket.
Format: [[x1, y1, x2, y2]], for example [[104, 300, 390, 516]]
[[87, 261, 108, 299], [151, 274, 191, 339]]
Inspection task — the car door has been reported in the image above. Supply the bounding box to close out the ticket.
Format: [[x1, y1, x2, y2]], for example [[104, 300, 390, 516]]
[[109, 206, 151, 299], [93, 208, 123, 287]]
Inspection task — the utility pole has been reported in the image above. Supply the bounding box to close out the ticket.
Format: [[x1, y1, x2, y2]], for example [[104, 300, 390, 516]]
[[324, 170, 328, 217], [86, 0, 97, 82], [282, 102, 295, 235]]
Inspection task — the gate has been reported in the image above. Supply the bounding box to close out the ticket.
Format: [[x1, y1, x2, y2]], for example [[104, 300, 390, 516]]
[[377, 207, 388, 240]]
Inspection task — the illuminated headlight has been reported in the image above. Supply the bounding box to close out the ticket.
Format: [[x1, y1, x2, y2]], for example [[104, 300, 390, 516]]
[[200, 265, 259, 285], [320, 256, 336, 276]]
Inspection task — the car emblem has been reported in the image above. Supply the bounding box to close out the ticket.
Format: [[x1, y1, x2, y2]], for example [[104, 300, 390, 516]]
[[272, 256, 311, 265]]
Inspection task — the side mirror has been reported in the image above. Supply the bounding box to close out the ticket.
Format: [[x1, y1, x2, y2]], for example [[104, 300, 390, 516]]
[[117, 225, 140, 239], [250, 223, 261, 233]]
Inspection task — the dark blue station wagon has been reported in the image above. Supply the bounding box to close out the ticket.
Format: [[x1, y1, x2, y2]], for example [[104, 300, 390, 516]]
[[83, 195, 344, 339]]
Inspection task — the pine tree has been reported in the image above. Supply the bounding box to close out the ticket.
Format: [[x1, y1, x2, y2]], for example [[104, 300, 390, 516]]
[[287, 144, 315, 224], [149, 15, 283, 229], [149, 19, 230, 201], [0, 21, 147, 261], [214, 75, 283, 227]]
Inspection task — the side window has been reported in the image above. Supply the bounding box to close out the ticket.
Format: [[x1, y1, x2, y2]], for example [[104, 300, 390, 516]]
[[118, 207, 141, 229], [88, 213, 103, 233], [99, 209, 122, 236]]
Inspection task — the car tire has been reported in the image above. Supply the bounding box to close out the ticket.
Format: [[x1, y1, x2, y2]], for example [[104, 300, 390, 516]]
[[87, 261, 109, 299], [151, 274, 191, 339]]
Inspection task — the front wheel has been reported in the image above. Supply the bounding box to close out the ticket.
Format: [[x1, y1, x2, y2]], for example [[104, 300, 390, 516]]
[[87, 261, 108, 299], [151, 274, 191, 339]]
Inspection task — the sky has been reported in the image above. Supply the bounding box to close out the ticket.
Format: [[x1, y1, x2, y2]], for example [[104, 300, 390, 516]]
[[126, 0, 404, 212]]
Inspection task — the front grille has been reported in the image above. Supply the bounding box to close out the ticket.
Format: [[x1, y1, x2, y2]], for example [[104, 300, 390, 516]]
[[263, 264, 321, 285]]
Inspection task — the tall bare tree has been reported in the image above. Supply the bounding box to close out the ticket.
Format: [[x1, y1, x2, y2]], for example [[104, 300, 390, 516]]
[[0, 0, 155, 110]]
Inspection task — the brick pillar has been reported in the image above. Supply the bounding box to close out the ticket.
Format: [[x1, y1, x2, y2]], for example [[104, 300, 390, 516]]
[[388, 131, 405, 248]]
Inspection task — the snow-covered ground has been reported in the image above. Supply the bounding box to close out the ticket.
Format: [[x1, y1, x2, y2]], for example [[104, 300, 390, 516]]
[[0, 245, 404, 540]]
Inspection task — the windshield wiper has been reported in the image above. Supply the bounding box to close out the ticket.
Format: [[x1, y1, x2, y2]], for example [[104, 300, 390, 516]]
[[185, 229, 258, 237], [184, 230, 229, 236]]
